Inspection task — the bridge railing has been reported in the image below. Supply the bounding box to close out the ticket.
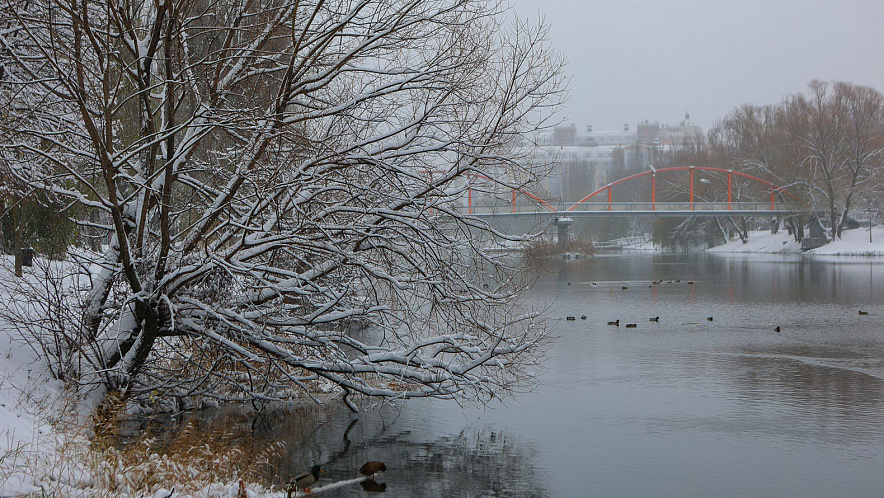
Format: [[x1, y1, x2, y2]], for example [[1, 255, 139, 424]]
[[463, 201, 805, 215], [593, 235, 650, 249], [458, 165, 806, 215], [563, 201, 804, 213]]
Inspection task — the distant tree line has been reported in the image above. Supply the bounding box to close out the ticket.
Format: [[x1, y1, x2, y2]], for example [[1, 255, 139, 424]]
[[710, 80, 883, 239], [641, 80, 884, 246]]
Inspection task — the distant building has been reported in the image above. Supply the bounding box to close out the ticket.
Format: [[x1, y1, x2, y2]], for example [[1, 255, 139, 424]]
[[553, 124, 578, 146], [636, 121, 659, 145], [531, 145, 618, 202], [545, 124, 634, 147], [657, 113, 702, 146], [582, 129, 635, 147], [529, 116, 703, 204]]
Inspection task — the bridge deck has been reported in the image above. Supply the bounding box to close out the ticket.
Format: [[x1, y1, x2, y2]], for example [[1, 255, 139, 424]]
[[464, 201, 805, 218]]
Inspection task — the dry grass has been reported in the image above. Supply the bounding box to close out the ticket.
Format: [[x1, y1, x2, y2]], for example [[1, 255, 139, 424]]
[[1, 388, 286, 497], [87, 409, 287, 496]]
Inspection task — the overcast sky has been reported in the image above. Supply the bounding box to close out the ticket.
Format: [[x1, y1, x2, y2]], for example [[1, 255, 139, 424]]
[[509, 0, 884, 133]]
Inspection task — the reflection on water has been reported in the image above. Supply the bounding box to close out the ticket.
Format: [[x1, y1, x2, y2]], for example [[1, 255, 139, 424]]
[[157, 253, 884, 497], [724, 348, 884, 444], [156, 401, 547, 497]]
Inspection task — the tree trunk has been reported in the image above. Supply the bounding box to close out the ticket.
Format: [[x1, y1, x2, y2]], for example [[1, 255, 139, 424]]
[[728, 216, 749, 243], [13, 203, 22, 278], [714, 218, 730, 244], [828, 196, 838, 240], [0, 200, 4, 253], [785, 216, 804, 242]]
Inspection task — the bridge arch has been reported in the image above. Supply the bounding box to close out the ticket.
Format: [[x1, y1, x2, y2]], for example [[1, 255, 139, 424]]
[[459, 166, 803, 215], [460, 172, 559, 214], [563, 166, 803, 213]]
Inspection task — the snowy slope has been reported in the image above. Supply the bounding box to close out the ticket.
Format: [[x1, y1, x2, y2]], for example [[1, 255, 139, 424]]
[[706, 230, 802, 254], [807, 226, 884, 256], [707, 226, 884, 256], [0, 256, 333, 497], [0, 256, 68, 496]]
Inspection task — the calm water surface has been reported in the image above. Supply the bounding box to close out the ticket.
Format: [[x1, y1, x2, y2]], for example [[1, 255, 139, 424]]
[[198, 253, 884, 497]]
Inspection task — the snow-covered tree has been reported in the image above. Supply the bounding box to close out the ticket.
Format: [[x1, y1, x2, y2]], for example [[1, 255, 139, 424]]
[[708, 104, 808, 241], [710, 81, 884, 240], [0, 0, 564, 409]]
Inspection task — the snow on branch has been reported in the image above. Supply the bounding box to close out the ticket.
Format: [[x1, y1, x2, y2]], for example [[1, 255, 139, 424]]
[[0, 0, 563, 407]]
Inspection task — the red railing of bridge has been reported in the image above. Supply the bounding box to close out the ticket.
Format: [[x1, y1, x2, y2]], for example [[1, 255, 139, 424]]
[[564, 166, 802, 213], [461, 172, 558, 214], [462, 166, 802, 214]]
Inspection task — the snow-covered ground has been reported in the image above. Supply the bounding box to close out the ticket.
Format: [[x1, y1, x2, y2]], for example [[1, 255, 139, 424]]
[[0, 255, 381, 497], [0, 316, 63, 496], [0, 257, 290, 497], [707, 226, 884, 256], [620, 239, 659, 252], [706, 230, 803, 254], [0, 257, 69, 496]]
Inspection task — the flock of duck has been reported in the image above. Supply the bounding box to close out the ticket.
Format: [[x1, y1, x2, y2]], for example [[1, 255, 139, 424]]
[[593, 315, 713, 329], [567, 311, 870, 332], [563, 280, 872, 332], [574, 279, 695, 290]]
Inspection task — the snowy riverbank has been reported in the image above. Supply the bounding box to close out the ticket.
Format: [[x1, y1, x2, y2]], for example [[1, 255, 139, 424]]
[[0, 256, 291, 497], [707, 226, 884, 256], [0, 326, 286, 496]]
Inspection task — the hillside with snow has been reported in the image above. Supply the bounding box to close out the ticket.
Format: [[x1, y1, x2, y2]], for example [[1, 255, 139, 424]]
[[707, 226, 884, 256]]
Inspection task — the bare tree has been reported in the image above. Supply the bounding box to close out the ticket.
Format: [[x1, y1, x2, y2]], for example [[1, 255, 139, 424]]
[[833, 82, 884, 236], [0, 0, 564, 409], [784, 80, 884, 238], [708, 104, 806, 241], [709, 81, 884, 241]]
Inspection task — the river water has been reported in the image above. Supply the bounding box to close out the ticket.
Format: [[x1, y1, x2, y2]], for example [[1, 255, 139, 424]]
[[194, 253, 884, 497]]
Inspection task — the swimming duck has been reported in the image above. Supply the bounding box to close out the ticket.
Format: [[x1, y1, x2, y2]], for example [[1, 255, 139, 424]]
[[566, 316, 576, 321], [607, 319, 620, 326], [580, 315, 587, 320], [706, 316, 713, 321], [858, 310, 869, 315], [359, 461, 387, 476], [625, 323, 637, 328], [290, 465, 322, 494], [649, 316, 659, 322], [774, 326, 781, 332]]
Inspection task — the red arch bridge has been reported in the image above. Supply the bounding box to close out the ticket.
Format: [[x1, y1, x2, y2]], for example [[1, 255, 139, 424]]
[[462, 166, 807, 219]]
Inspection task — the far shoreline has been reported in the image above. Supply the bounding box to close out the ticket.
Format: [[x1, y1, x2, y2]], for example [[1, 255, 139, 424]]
[[707, 226, 884, 257]]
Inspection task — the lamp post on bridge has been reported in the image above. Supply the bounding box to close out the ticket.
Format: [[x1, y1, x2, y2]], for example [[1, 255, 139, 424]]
[[649, 164, 656, 211]]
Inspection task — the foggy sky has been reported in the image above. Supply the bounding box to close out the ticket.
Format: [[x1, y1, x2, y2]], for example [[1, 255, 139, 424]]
[[510, 0, 884, 133]]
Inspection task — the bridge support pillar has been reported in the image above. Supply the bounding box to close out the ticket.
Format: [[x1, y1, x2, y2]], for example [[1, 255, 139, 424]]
[[556, 217, 573, 249]]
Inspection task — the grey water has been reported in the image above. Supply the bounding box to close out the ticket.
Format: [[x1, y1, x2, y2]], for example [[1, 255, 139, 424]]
[[200, 253, 884, 497]]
